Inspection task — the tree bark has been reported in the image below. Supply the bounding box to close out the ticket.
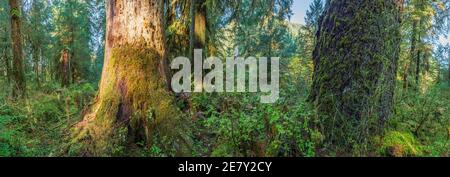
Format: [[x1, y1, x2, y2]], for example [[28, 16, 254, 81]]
[[73, 0, 179, 155], [9, 0, 26, 98], [189, 0, 207, 58], [309, 0, 402, 148], [189, 0, 195, 59], [415, 32, 421, 87], [32, 42, 41, 87], [31, 0, 41, 87], [59, 49, 71, 87], [403, 20, 418, 91], [1, 46, 10, 83], [194, 0, 206, 50]]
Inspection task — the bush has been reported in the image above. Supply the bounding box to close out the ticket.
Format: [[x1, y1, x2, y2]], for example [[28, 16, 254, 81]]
[[191, 92, 318, 157], [385, 83, 450, 157], [30, 95, 63, 122], [0, 102, 33, 156]]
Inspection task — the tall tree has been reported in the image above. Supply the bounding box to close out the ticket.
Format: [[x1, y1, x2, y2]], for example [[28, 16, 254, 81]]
[[0, 1, 11, 84], [189, 0, 195, 59], [53, 0, 92, 86], [402, 0, 436, 91], [189, 0, 206, 59], [27, 0, 51, 87], [301, 0, 324, 86], [8, 0, 26, 98], [305, 0, 324, 32], [309, 0, 403, 150], [194, 0, 206, 51], [73, 0, 179, 155], [88, 0, 106, 82]]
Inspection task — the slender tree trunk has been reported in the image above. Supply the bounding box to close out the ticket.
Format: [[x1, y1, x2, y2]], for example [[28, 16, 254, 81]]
[[194, 0, 206, 50], [6, 49, 11, 84], [403, 20, 418, 91], [39, 48, 46, 83], [70, 25, 75, 84], [31, 0, 40, 87], [415, 33, 421, 87], [448, 49, 450, 82], [59, 49, 71, 87], [189, 0, 207, 57], [1, 47, 10, 83], [414, 39, 422, 89], [9, 0, 26, 99], [32, 43, 41, 87], [74, 0, 179, 155], [436, 62, 440, 83], [189, 0, 195, 59], [309, 0, 402, 149]]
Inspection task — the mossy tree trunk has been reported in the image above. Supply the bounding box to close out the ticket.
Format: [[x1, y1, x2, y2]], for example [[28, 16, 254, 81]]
[[9, 0, 26, 98], [310, 0, 403, 150], [73, 0, 178, 155]]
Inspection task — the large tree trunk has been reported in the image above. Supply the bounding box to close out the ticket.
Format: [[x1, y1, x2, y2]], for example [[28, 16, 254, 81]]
[[9, 0, 26, 98], [73, 0, 179, 155], [310, 0, 402, 149]]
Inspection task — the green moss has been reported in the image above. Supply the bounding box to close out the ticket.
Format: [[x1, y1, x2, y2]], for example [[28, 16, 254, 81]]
[[70, 42, 189, 156], [310, 0, 402, 153], [379, 131, 423, 157]]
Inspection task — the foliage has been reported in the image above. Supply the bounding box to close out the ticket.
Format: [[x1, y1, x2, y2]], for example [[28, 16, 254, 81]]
[[385, 83, 450, 157], [0, 0, 449, 157], [190, 87, 319, 157], [0, 81, 96, 157]]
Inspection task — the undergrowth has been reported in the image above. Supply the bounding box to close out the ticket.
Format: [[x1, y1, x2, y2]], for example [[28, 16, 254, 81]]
[[0, 79, 448, 157]]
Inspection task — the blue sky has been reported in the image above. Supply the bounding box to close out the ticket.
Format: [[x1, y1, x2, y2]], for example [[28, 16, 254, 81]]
[[290, 0, 314, 25], [291, 0, 449, 45]]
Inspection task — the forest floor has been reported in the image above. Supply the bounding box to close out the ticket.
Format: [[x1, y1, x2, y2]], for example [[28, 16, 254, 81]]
[[0, 78, 449, 157]]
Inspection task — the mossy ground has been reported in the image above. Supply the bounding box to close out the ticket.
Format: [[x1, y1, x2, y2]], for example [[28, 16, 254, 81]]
[[0, 78, 448, 157]]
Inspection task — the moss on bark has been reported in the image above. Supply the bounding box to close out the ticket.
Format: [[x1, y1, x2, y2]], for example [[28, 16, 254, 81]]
[[70, 43, 186, 156], [310, 0, 402, 153]]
